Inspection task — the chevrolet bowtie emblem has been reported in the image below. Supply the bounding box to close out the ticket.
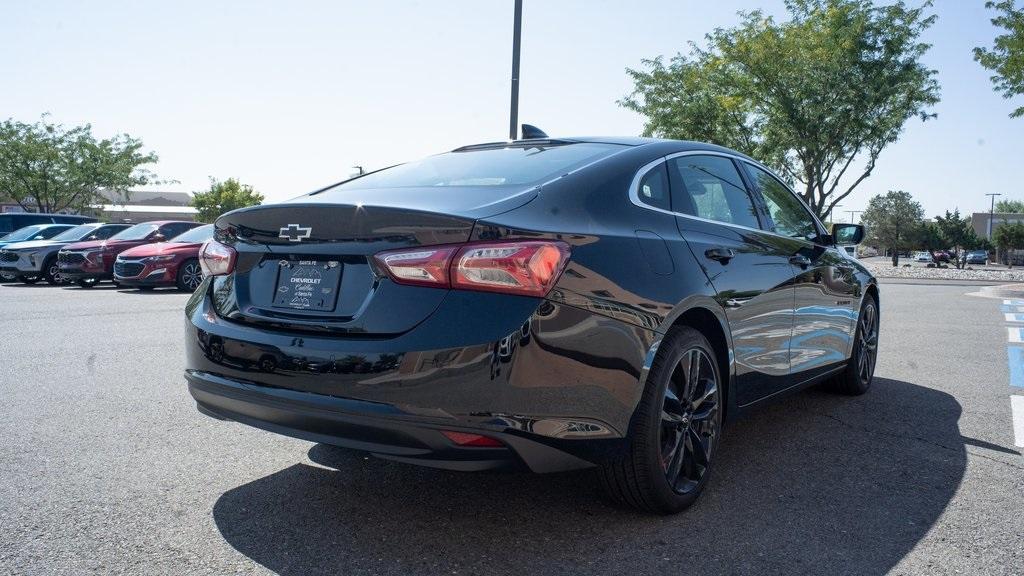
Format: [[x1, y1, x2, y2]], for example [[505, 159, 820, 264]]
[[279, 224, 312, 242]]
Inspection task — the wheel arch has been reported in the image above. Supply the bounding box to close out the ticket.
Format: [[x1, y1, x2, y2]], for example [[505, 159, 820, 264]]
[[659, 296, 735, 421]]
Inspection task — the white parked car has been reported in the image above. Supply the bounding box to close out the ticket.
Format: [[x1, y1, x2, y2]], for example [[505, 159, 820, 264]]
[[914, 251, 931, 262]]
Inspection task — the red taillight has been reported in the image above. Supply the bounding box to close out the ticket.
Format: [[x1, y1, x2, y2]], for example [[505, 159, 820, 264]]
[[199, 239, 236, 277], [452, 241, 570, 296], [373, 246, 457, 288], [441, 430, 504, 448], [374, 240, 570, 297]]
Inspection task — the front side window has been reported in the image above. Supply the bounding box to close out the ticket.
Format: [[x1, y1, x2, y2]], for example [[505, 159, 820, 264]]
[[670, 155, 760, 229], [744, 164, 818, 240]]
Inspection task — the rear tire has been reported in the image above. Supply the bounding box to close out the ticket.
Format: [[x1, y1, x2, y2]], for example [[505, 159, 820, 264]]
[[827, 295, 878, 395], [598, 326, 723, 514]]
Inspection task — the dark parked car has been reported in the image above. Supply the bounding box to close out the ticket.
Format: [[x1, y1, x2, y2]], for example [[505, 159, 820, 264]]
[[0, 223, 132, 284], [185, 136, 878, 514], [0, 212, 95, 238], [58, 220, 201, 288], [114, 224, 213, 291]]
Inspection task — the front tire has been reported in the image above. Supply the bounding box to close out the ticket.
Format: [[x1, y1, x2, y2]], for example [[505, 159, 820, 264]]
[[599, 327, 722, 514], [176, 259, 203, 292], [43, 257, 62, 285], [827, 295, 878, 395]]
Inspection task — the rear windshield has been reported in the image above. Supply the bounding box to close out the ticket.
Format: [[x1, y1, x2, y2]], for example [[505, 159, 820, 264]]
[[328, 142, 625, 191], [110, 223, 159, 241], [169, 224, 213, 243]]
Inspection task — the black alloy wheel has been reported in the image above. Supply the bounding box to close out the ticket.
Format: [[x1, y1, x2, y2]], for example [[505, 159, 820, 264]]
[[856, 300, 878, 387], [659, 348, 719, 496], [827, 295, 878, 395], [176, 259, 203, 292], [599, 327, 722, 514]]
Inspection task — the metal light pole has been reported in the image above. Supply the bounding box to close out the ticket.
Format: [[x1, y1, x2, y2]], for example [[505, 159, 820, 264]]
[[848, 210, 863, 223], [508, 0, 523, 141], [986, 192, 1002, 239]]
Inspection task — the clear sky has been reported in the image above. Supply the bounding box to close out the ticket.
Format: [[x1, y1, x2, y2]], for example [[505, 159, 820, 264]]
[[1, 0, 1019, 220]]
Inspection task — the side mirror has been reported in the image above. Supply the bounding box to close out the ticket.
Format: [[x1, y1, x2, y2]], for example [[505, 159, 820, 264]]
[[151, 233, 166, 242], [831, 223, 865, 245]]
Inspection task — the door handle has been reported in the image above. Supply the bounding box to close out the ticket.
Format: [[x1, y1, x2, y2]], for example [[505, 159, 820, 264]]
[[789, 254, 812, 268], [705, 247, 735, 263]]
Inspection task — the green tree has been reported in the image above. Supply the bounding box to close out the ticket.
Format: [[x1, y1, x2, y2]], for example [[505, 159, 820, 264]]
[[0, 115, 159, 213], [621, 0, 940, 218], [975, 1, 1024, 117], [861, 190, 924, 267], [993, 221, 1024, 265], [191, 178, 264, 223], [934, 209, 982, 269], [995, 198, 1024, 212]]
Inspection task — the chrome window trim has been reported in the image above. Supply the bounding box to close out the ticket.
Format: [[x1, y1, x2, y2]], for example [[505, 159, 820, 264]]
[[628, 149, 826, 244]]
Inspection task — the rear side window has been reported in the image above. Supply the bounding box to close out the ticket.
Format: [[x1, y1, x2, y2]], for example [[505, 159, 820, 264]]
[[328, 142, 625, 190], [743, 164, 818, 240], [636, 163, 670, 211], [669, 155, 760, 229], [93, 225, 127, 240]]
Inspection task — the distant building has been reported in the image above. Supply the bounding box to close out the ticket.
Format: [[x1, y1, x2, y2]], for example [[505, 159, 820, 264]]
[[0, 189, 197, 222], [971, 212, 1024, 239], [91, 190, 197, 222]]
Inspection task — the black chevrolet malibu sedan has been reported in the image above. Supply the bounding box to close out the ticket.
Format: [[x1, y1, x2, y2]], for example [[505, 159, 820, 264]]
[[185, 136, 878, 514]]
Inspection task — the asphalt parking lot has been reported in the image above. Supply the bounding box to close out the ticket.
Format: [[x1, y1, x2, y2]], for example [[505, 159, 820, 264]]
[[2, 281, 1023, 575]]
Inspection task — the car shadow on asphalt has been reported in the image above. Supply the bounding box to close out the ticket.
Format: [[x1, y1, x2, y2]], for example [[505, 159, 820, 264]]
[[211, 377, 966, 575]]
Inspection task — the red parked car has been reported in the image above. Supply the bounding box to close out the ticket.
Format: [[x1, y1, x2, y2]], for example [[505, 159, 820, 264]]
[[113, 224, 214, 291], [58, 221, 202, 288]]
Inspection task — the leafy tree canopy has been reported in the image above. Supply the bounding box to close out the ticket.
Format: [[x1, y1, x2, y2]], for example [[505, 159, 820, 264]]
[[995, 198, 1024, 213], [621, 0, 940, 218], [0, 115, 159, 213], [192, 177, 264, 223], [933, 209, 982, 268], [860, 190, 924, 266], [975, 1, 1024, 118]]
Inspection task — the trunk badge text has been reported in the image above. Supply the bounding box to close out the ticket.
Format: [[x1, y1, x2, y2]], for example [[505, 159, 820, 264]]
[[279, 224, 312, 242]]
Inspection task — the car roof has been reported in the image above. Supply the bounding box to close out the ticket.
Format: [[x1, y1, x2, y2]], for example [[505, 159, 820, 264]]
[[453, 136, 756, 162]]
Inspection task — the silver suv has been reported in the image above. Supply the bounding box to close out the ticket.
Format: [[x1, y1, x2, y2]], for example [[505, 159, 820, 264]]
[[0, 223, 131, 284]]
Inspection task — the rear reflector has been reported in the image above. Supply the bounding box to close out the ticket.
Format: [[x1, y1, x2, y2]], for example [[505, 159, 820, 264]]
[[375, 240, 570, 297], [441, 430, 505, 448], [199, 240, 236, 277]]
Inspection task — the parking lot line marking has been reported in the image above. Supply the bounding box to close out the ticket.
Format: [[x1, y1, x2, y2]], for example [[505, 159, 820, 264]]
[[1004, 313, 1024, 323], [1009, 348, 1024, 388], [1004, 300, 1024, 306], [1008, 327, 1024, 343], [1012, 396, 1024, 448]]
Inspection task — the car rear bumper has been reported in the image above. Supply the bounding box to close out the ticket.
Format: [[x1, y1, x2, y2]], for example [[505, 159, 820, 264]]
[[184, 285, 657, 472]]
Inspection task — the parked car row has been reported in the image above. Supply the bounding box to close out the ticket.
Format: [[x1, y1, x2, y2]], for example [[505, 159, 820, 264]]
[[0, 220, 213, 291]]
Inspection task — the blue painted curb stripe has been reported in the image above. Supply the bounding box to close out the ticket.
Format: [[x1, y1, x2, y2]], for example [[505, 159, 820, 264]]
[[1010, 348, 1024, 388]]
